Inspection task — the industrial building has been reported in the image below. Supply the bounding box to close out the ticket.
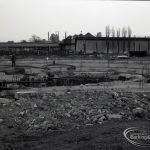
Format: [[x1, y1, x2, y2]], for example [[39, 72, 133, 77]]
[[0, 33, 150, 57], [0, 42, 60, 56], [62, 33, 150, 57]]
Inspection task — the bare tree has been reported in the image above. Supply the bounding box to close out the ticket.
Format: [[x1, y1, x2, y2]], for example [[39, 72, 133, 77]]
[[105, 25, 110, 54], [50, 33, 59, 43], [116, 28, 120, 37], [122, 27, 127, 53], [116, 28, 120, 54], [122, 27, 127, 37], [96, 32, 102, 37], [29, 35, 41, 43], [21, 40, 27, 43], [127, 26, 132, 52], [29, 35, 42, 55], [127, 26, 132, 37], [112, 27, 115, 37], [105, 25, 111, 37], [112, 27, 115, 54]]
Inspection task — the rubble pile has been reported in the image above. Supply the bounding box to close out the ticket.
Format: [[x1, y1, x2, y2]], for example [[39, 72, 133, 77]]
[[0, 89, 150, 135]]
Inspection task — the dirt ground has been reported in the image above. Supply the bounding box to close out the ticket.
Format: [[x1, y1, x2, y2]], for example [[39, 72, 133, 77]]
[[0, 120, 150, 150], [0, 57, 150, 150]]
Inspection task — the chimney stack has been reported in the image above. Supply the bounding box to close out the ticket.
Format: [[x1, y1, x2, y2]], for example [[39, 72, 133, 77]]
[[58, 32, 60, 41], [48, 32, 49, 41], [65, 32, 67, 39]]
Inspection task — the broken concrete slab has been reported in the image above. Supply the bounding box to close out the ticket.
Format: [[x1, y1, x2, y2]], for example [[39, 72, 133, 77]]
[[0, 98, 12, 104], [107, 114, 122, 120]]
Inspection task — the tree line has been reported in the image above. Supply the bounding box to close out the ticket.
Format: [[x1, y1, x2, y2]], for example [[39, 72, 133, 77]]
[[105, 25, 132, 38], [21, 33, 59, 43], [105, 25, 132, 54]]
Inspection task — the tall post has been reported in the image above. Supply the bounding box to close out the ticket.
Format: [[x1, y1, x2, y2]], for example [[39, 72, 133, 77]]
[[58, 32, 60, 41], [48, 32, 49, 41], [65, 32, 67, 39], [148, 38, 150, 57]]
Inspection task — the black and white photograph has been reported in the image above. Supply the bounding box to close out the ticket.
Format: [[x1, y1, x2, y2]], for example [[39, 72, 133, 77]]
[[0, 0, 150, 149]]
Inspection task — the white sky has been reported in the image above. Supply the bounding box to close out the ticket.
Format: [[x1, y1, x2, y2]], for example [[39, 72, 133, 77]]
[[0, 0, 150, 42]]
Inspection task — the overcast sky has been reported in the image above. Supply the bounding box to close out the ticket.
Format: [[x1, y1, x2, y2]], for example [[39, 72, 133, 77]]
[[0, 0, 150, 42]]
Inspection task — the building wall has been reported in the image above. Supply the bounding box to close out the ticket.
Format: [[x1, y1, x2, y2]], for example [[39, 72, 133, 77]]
[[75, 38, 150, 54]]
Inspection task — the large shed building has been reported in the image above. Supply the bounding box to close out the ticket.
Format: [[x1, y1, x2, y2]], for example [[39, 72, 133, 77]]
[[62, 33, 150, 56]]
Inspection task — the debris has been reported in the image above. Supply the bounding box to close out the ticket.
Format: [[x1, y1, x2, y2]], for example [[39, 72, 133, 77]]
[[42, 94, 48, 100], [65, 113, 71, 117], [0, 98, 11, 104], [0, 119, 4, 123], [15, 102, 21, 106], [99, 116, 107, 121], [86, 124, 94, 126], [41, 121, 48, 127], [132, 107, 145, 118], [7, 125, 14, 129], [34, 104, 37, 108], [107, 114, 122, 120], [0, 88, 149, 135], [2, 103, 7, 107], [112, 92, 119, 99], [39, 115, 44, 119], [80, 84, 84, 88], [19, 111, 25, 116], [34, 125, 40, 128], [47, 125, 58, 131], [31, 119, 36, 124]]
